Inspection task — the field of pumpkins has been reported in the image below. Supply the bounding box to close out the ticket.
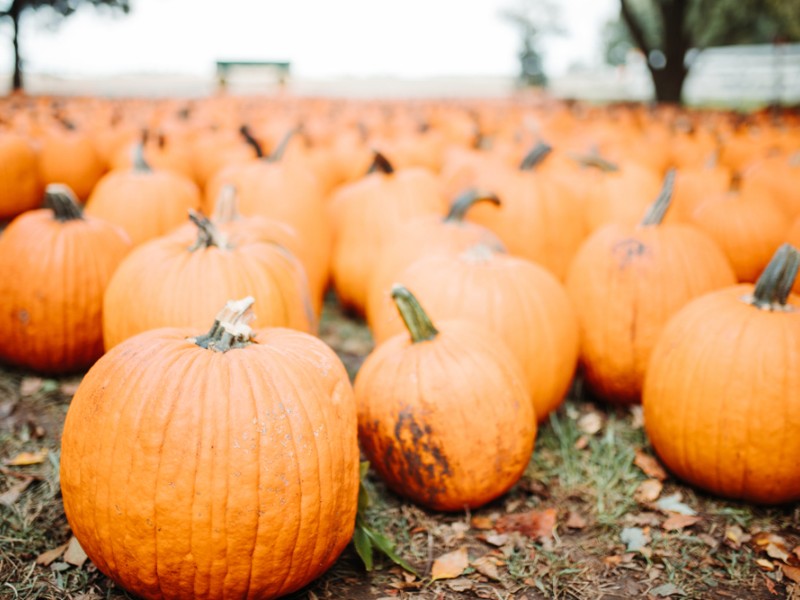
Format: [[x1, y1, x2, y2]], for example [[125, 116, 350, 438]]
[[1, 92, 800, 600]]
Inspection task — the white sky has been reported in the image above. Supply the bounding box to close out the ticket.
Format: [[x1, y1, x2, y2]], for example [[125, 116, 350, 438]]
[[0, 0, 618, 79]]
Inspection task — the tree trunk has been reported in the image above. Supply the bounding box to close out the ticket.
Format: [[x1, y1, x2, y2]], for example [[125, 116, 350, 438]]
[[649, 62, 688, 104], [10, 2, 23, 91]]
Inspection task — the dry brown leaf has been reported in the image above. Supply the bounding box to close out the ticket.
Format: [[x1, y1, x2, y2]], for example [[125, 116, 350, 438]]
[[624, 512, 662, 527], [574, 435, 590, 450], [482, 533, 509, 547], [5, 449, 49, 466], [431, 547, 469, 581], [630, 405, 645, 429], [662, 514, 701, 531], [63, 536, 89, 568], [0, 476, 34, 506], [782, 564, 800, 583], [20, 377, 43, 396], [446, 578, 475, 593], [725, 525, 751, 548], [577, 411, 603, 435], [471, 516, 494, 530], [764, 574, 779, 596], [756, 558, 776, 572], [633, 450, 667, 481], [634, 479, 663, 503], [36, 542, 70, 566], [451, 522, 469, 539], [472, 556, 501, 581], [604, 555, 622, 568], [495, 508, 557, 542], [565, 511, 587, 530]]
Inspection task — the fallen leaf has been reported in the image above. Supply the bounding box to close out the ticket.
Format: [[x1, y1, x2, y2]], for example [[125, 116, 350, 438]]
[[661, 514, 701, 531], [0, 397, 17, 420], [430, 547, 469, 581], [63, 536, 89, 568], [577, 411, 603, 435], [795, 545, 800, 561], [630, 405, 645, 429], [655, 493, 696, 516], [634, 479, 663, 503], [472, 556, 501, 581], [764, 574, 779, 596], [756, 558, 776, 572], [446, 578, 475, 593], [604, 555, 623, 568], [471, 516, 493, 530], [621, 527, 651, 553], [5, 449, 49, 466], [0, 476, 34, 506], [765, 543, 791, 563], [650, 582, 687, 597], [20, 377, 43, 396], [59, 380, 82, 396], [495, 508, 557, 542], [36, 542, 70, 566], [624, 512, 662, 527], [451, 522, 469, 539], [565, 511, 587, 530], [634, 450, 667, 481], [482, 533, 509, 547], [782, 564, 800, 583], [573, 435, 590, 450], [725, 525, 751, 549]]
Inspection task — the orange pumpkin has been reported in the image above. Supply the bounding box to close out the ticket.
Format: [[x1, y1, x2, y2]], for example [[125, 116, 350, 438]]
[[0, 130, 43, 220], [102, 211, 315, 349], [355, 285, 535, 511], [565, 172, 737, 404], [61, 297, 359, 599], [643, 244, 800, 504], [37, 118, 107, 201], [0, 185, 131, 373]]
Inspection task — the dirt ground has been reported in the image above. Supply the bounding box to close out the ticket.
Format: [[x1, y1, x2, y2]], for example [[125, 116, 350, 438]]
[[1, 294, 799, 600]]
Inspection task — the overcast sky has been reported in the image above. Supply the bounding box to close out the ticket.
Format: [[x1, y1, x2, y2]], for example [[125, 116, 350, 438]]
[[0, 0, 619, 80]]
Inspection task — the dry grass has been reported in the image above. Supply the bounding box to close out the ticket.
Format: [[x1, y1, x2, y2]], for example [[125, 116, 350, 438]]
[[1, 294, 798, 600]]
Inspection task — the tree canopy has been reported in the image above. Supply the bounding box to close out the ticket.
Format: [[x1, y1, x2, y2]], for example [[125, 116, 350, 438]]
[[1, 0, 131, 90]]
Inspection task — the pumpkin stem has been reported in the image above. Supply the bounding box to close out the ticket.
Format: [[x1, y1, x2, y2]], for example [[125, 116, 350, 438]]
[[131, 140, 152, 173], [239, 125, 264, 158], [571, 151, 620, 172], [188, 209, 230, 251], [749, 244, 800, 310], [367, 151, 395, 175], [445, 189, 500, 222], [190, 297, 256, 352], [267, 127, 301, 163], [44, 184, 83, 221], [390, 284, 439, 343], [640, 169, 676, 226], [518, 142, 553, 171], [211, 185, 241, 224]]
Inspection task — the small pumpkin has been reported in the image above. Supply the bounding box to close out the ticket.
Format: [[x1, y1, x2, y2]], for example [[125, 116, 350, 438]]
[[0, 184, 131, 373], [0, 130, 43, 220], [355, 285, 535, 511], [643, 244, 800, 504], [61, 297, 359, 599]]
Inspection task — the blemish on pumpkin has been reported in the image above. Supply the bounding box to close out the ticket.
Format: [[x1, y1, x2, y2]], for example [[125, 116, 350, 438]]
[[392, 410, 451, 505], [17, 309, 29, 325], [613, 239, 650, 269]]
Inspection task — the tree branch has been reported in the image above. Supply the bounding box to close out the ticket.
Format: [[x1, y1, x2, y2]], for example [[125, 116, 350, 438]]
[[620, 0, 653, 57]]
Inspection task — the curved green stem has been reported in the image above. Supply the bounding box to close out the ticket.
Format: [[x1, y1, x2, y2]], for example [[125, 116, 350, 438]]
[[519, 142, 553, 171], [211, 185, 240, 224], [188, 209, 230, 251], [267, 126, 302, 163], [44, 184, 83, 221], [131, 140, 152, 173], [571, 151, 620, 172], [390, 284, 438, 343], [239, 125, 264, 158], [190, 297, 256, 352], [640, 169, 676, 226], [445, 189, 500, 222], [750, 244, 800, 310], [367, 151, 394, 175]]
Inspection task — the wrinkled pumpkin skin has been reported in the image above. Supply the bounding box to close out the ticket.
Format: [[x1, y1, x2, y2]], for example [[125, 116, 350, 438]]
[[60, 326, 360, 600]]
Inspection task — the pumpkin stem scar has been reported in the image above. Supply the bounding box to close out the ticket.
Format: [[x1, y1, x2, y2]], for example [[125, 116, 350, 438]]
[[640, 169, 676, 226], [187, 208, 231, 251], [44, 184, 84, 221], [748, 243, 800, 311], [390, 284, 439, 343], [366, 151, 394, 175], [189, 296, 256, 351], [445, 189, 500, 223]]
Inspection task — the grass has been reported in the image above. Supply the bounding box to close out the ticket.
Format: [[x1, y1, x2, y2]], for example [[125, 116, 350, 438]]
[[1, 295, 799, 599]]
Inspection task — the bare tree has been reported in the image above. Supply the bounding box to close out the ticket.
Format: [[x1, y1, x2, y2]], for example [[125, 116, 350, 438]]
[[500, 0, 564, 87]]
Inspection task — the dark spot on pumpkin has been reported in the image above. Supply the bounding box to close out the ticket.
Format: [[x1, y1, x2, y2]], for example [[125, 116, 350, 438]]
[[17, 309, 29, 325], [613, 239, 650, 269]]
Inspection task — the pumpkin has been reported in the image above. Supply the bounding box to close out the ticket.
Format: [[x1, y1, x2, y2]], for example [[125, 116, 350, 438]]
[[103, 210, 314, 349], [0, 130, 43, 220], [61, 297, 359, 599], [370, 244, 578, 421], [0, 184, 131, 373], [643, 244, 800, 504], [329, 151, 446, 314], [84, 143, 202, 246], [365, 188, 505, 325], [37, 117, 107, 201], [565, 171, 737, 404], [355, 285, 535, 511]]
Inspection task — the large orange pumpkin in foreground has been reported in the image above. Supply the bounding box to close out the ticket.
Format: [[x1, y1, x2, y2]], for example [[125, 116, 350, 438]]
[[61, 297, 359, 599], [355, 285, 535, 511], [643, 244, 800, 504], [0, 184, 131, 373]]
